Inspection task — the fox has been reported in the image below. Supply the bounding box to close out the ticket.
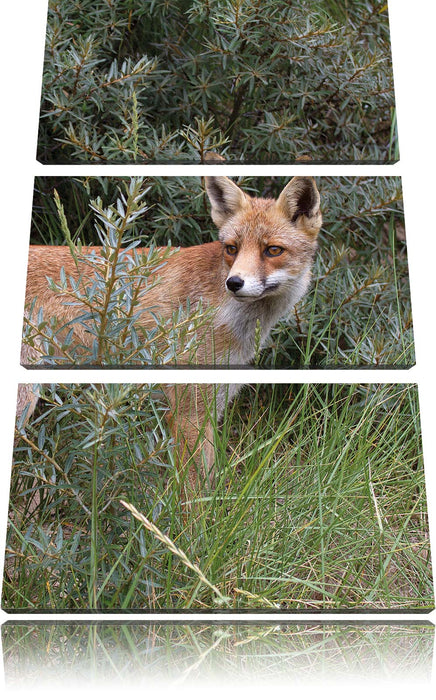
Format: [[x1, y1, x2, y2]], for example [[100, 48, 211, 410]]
[[18, 176, 322, 500]]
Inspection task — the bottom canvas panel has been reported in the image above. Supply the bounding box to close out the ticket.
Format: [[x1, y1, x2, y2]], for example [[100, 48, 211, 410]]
[[4, 383, 434, 612], [2, 622, 434, 687]]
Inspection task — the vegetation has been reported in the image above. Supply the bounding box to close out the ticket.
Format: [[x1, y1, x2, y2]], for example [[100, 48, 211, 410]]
[[4, 383, 433, 611], [26, 175, 414, 368], [38, 0, 397, 163], [25, 179, 213, 367]]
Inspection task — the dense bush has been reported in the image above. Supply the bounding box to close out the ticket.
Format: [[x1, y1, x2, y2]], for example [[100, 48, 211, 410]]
[[25, 179, 213, 367], [38, 0, 397, 163], [27, 175, 413, 368]]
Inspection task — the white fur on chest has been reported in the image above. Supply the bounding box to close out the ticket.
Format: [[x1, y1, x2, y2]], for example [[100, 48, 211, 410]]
[[215, 268, 311, 365]]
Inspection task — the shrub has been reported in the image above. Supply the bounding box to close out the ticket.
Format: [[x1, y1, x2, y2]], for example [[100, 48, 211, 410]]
[[24, 178, 214, 366], [38, 0, 397, 163]]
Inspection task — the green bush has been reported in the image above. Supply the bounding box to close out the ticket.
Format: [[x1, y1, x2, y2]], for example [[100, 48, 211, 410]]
[[38, 0, 397, 163], [27, 175, 413, 368], [5, 383, 433, 611], [25, 179, 213, 367]]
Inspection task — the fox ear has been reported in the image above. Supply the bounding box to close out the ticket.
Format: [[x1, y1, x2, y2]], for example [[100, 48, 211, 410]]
[[205, 176, 249, 227], [276, 177, 322, 235]]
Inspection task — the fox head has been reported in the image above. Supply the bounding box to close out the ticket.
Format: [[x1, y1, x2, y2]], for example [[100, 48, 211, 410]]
[[205, 176, 322, 302]]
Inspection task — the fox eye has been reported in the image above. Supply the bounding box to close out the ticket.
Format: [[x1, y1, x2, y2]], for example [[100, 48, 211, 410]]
[[225, 244, 238, 256], [265, 245, 284, 257]]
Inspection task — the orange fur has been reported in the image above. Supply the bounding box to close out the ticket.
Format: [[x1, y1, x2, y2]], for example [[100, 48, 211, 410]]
[[19, 177, 322, 500]]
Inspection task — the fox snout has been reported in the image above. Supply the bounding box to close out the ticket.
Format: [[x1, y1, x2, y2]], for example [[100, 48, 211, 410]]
[[225, 272, 282, 300]]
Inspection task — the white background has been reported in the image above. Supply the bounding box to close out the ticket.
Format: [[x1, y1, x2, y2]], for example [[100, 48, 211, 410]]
[[0, 1, 435, 698]]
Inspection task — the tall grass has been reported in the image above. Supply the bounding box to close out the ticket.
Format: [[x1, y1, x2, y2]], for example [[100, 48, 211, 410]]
[[4, 383, 433, 611]]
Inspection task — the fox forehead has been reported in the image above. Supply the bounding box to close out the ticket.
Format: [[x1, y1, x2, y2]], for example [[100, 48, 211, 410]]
[[219, 200, 316, 250], [220, 202, 282, 238]]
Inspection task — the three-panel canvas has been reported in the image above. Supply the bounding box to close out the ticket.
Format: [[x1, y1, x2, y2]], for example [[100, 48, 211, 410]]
[[1, 0, 434, 689]]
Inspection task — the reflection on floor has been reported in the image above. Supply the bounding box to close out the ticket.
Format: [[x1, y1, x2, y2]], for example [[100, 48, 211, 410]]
[[2, 622, 434, 687]]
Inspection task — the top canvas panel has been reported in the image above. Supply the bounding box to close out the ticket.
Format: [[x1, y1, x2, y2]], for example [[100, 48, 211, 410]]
[[37, 0, 398, 164]]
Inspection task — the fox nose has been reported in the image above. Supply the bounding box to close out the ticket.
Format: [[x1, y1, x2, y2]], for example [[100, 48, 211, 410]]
[[226, 276, 245, 293]]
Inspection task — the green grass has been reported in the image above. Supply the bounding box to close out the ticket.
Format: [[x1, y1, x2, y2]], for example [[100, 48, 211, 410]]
[[4, 383, 433, 611], [26, 176, 414, 368]]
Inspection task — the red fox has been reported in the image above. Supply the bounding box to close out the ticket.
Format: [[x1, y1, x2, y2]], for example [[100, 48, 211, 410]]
[[18, 176, 322, 498]]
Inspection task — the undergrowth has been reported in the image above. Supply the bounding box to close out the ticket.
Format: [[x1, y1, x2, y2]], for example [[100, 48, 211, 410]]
[[4, 383, 433, 611]]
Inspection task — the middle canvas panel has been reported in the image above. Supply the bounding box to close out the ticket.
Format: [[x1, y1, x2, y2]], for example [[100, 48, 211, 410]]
[[22, 176, 413, 370]]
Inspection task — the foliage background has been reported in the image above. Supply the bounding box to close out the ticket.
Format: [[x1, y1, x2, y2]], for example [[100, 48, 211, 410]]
[[38, 0, 397, 163], [28, 175, 414, 368]]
